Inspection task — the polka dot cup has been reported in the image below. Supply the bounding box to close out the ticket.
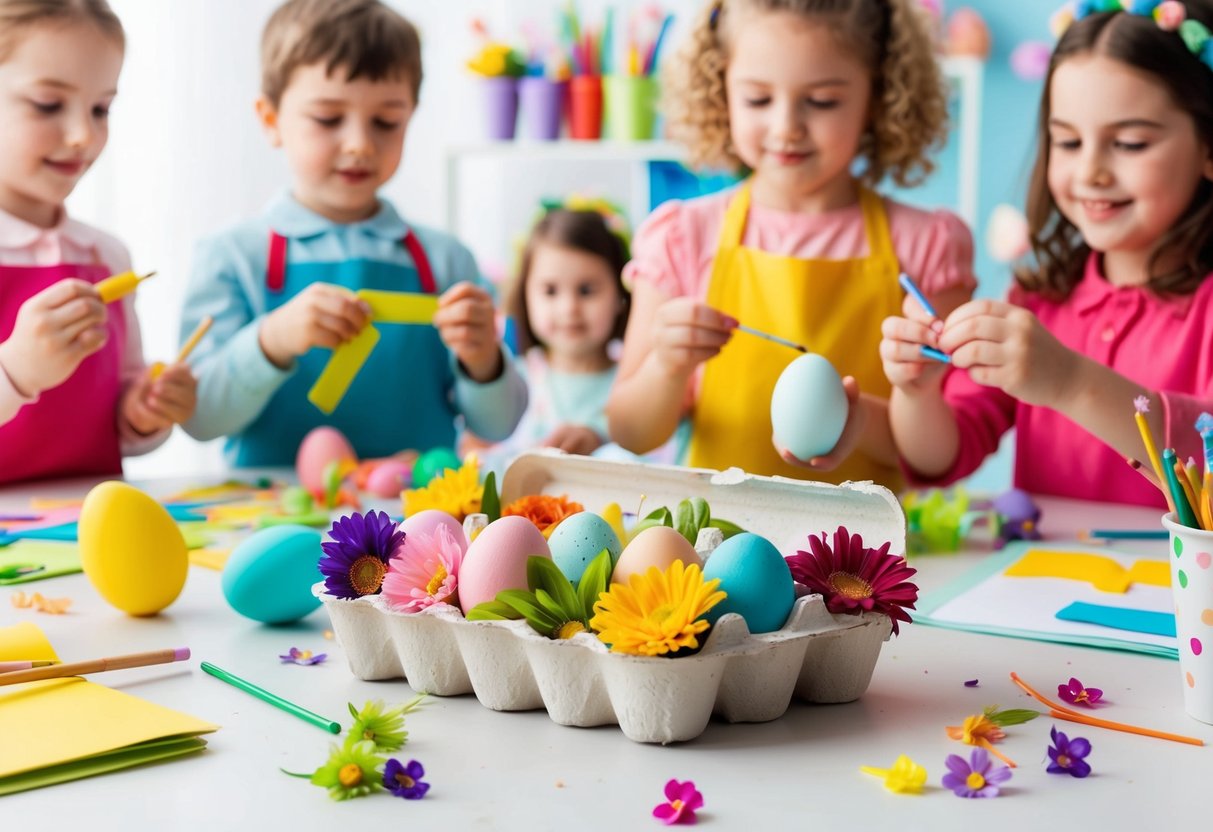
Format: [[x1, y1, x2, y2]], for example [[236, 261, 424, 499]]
[[1162, 512, 1213, 725]]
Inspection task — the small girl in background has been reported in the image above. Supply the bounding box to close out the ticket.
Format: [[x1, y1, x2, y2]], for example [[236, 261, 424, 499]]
[[474, 206, 632, 472], [0, 0, 196, 484], [882, 1, 1213, 507], [608, 0, 976, 488]]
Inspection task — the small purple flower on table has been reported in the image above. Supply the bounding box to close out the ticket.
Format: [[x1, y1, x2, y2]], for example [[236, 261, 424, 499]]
[[1046, 726, 1092, 778], [383, 758, 429, 799], [1057, 677, 1103, 707], [279, 647, 326, 665], [942, 748, 1012, 798]]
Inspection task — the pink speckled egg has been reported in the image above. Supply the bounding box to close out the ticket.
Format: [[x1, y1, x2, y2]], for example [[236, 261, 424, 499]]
[[366, 460, 411, 497], [400, 509, 467, 554], [296, 427, 356, 493], [612, 526, 702, 585], [459, 516, 551, 613]]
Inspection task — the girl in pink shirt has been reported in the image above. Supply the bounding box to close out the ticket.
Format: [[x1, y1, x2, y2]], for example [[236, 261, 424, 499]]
[[607, 0, 976, 489], [882, 1, 1213, 507], [0, 0, 197, 483]]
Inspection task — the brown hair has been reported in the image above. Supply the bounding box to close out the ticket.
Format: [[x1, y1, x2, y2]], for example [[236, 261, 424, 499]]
[[507, 210, 632, 355], [662, 0, 947, 188], [260, 0, 422, 108], [0, 0, 123, 62], [1021, 5, 1213, 298]]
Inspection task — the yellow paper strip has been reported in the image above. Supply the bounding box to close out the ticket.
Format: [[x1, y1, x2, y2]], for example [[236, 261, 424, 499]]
[[1004, 550, 1170, 593], [188, 548, 231, 571], [307, 324, 381, 414], [357, 290, 438, 324]]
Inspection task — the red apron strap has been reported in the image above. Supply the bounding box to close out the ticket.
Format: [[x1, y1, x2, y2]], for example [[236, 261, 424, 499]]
[[402, 229, 437, 294], [266, 231, 288, 293]]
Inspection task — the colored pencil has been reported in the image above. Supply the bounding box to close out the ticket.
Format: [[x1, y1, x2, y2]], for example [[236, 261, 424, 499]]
[[1077, 529, 1169, 541], [200, 661, 340, 733], [0, 647, 189, 687], [1134, 398, 1175, 514], [898, 272, 939, 320], [1125, 456, 1162, 489], [920, 345, 951, 364], [175, 315, 214, 364], [0, 660, 56, 673], [1174, 458, 1200, 521], [646, 13, 674, 75], [1202, 472, 1213, 531], [735, 324, 807, 353], [1164, 448, 1200, 528]]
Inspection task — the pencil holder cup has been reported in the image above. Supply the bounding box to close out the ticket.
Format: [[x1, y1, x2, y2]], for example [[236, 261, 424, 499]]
[[1162, 512, 1213, 724], [604, 75, 657, 141], [518, 77, 564, 140], [481, 76, 519, 140], [568, 75, 603, 140]]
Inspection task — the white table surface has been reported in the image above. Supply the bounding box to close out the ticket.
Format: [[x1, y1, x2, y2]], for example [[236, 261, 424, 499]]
[[1, 476, 1207, 830]]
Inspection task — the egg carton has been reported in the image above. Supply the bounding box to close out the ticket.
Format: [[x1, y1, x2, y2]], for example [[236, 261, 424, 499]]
[[321, 451, 906, 744]]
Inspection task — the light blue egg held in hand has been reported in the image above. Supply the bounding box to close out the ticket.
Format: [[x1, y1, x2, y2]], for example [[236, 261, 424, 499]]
[[548, 512, 622, 585], [702, 532, 796, 634], [770, 353, 848, 461]]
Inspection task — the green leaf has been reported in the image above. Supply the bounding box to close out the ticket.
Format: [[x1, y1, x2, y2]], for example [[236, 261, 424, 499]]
[[984, 707, 1040, 727], [526, 556, 581, 617], [577, 549, 613, 622], [534, 588, 569, 621], [466, 599, 523, 621], [673, 498, 704, 543], [496, 589, 562, 633], [481, 471, 500, 522], [709, 518, 745, 539]]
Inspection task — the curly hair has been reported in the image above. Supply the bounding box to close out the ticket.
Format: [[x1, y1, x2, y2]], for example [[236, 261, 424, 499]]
[[1021, 3, 1213, 299], [506, 210, 632, 355], [662, 0, 947, 188]]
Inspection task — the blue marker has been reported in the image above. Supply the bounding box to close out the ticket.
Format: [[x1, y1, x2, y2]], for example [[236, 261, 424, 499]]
[[920, 345, 951, 364], [898, 272, 939, 319]]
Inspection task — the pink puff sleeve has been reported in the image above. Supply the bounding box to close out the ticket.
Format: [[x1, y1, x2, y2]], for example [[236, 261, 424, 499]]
[[622, 200, 698, 299], [892, 207, 978, 297]]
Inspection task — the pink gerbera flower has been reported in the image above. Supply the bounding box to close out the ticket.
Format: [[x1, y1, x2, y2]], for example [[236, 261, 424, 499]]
[[382, 525, 463, 613], [786, 526, 919, 635]]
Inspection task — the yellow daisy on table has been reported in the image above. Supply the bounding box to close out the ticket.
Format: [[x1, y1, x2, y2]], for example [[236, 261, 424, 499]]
[[401, 456, 482, 521], [590, 560, 726, 657]]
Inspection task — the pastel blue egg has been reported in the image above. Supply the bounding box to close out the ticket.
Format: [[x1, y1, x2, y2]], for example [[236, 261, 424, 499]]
[[770, 353, 848, 460], [548, 512, 622, 584], [222, 525, 324, 624], [702, 533, 795, 634]]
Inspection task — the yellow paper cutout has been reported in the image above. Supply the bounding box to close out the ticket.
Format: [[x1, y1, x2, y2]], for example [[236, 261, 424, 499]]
[[307, 324, 381, 414], [357, 290, 438, 324], [188, 548, 231, 571], [0, 621, 58, 662], [1004, 550, 1171, 593]]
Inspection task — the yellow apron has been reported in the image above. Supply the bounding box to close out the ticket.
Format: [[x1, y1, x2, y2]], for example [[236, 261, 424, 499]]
[[687, 181, 904, 488]]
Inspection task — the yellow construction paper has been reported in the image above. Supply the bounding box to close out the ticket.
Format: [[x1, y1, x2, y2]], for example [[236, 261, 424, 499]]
[[0, 623, 217, 782], [307, 324, 381, 414], [357, 289, 439, 324], [1004, 550, 1171, 593], [188, 548, 231, 570]]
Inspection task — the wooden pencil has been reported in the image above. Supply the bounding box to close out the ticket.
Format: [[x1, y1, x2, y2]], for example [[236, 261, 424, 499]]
[[0, 647, 189, 687]]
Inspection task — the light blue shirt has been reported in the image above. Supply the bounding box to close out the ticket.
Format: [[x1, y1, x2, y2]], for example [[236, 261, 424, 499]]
[[180, 193, 527, 466]]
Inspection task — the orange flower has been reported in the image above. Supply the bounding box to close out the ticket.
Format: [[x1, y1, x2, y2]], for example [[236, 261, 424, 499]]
[[946, 714, 1016, 768], [502, 494, 584, 534]]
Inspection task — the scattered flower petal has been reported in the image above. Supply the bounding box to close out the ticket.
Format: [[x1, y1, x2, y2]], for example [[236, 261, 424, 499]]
[[947, 714, 1016, 767], [1046, 725, 1092, 778], [964, 679, 980, 687], [279, 647, 327, 666], [859, 754, 928, 794], [652, 778, 703, 825], [1057, 677, 1103, 707], [942, 748, 1012, 798], [383, 758, 430, 799]]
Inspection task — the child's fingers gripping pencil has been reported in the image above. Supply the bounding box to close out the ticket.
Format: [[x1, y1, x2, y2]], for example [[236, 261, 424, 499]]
[[150, 315, 213, 380], [96, 270, 156, 304], [897, 272, 949, 364]]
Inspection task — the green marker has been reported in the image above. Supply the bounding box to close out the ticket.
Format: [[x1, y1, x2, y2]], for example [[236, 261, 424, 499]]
[[201, 661, 340, 733]]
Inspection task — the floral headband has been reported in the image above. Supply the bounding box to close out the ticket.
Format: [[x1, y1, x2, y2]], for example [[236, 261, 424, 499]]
[[1052, 1, 1213, 71]]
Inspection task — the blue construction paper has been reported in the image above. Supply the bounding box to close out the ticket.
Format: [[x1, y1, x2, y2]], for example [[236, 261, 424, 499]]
[[1055, 601, 1177, 638]]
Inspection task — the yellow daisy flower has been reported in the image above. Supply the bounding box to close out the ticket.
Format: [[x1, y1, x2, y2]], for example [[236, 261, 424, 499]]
[[402, 455, 482, 521], [590, 560, 726, 657]]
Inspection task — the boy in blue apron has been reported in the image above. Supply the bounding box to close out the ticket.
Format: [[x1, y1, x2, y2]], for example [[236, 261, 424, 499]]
[[179, 0, 526, 465]]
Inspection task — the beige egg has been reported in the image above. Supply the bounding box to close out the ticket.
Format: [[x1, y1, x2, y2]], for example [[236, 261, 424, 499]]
[[612, 526, 702, 585]]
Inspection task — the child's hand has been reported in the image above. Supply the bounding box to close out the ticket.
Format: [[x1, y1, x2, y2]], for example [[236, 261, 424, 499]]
[[258, 283, 372, 369], [542, 424, 605, 456], [0, 279, 107, 397], [939, 299, 1077, 407], [651, 298, 736, 379], [121, 363, 198, 435], [880, 293, 948, 394], [775, 375, 865, 471], [434, 282, 502, 382]]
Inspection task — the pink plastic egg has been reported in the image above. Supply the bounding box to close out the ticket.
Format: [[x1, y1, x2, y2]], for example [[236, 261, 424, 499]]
[[296, 427, 356, 493], [459, 516, 551, 613], [400, 509, 467, 554], [612, 526, 702, 585], [366, 460, 411, 498]]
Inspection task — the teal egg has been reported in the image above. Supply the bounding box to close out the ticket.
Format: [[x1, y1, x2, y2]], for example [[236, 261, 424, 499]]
[[411, 447, 463, 488], [548, 512, 622, 584], [222, 525, 324, 624], [702, 533, 795, 634]]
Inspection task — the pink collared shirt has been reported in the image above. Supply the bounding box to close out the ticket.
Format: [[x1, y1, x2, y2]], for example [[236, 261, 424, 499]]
[[908, 255, 1213, 507], [0, 207, 165, 454]]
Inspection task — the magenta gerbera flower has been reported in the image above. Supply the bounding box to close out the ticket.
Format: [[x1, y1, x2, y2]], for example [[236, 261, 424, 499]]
[[786, 526, 918, 635], [1057, 677, 1102, 707], [942, 748, 1012, 798], [1046, 726, 1092, 778], [319, 510, 405, 599], [652, 779, 703, 825], [383, 758, 429, 799], [381, 524, 463, 613]]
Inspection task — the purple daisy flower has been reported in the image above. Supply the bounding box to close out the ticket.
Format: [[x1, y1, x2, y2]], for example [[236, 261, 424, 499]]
[[942, 748, 1012, 798], [1057, 677, 1102, 707], [383, 758, 429, 799], [279, 647, 326, 665], [1047, 725, 1092, 778], [319, 510, 405, 599], [652, 779, 703, 825]]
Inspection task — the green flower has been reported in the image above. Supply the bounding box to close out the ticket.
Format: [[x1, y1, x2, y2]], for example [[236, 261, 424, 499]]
[[346, 695, 425, 752], [310, 741, 384, 801]]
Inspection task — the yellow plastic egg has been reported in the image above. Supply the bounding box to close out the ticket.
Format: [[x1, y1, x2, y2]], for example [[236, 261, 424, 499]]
[[79, 481, 187, 616]]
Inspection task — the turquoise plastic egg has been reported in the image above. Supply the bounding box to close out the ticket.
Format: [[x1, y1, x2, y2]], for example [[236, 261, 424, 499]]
[[770, 353, 848, 461], [548, 511, 622, 584], [702, 532, 795, 634], [222, 525, 324, 624], [411, 447, 462, 488]]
